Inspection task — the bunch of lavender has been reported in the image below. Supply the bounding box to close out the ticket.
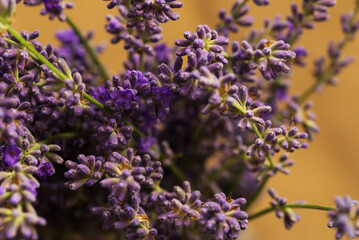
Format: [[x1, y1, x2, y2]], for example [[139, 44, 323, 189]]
[[0, 0, 358, 239]]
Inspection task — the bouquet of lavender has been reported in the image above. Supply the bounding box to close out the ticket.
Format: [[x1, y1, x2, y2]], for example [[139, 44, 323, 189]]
[[0, 0, 359, 239]]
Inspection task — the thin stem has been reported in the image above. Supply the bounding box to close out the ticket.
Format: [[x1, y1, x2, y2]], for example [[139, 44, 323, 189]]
[[288, 203, 333, 211], [248, 203, 334, 220], [39, 132, 80, 144], [232, 0, 249, 17], [265, 151, 274, 168], [249, 120, 262, 139], [125, 0, 131, 11], [123, 119, 145, 137], [243, 175, 269, 211], [167, 162, 186, 182], [5, 24, 68, 81], [82, 92, 113, 113], [65, 15, 110, 83], [150, 183, 166, 193], [247, 206, 274, 220]]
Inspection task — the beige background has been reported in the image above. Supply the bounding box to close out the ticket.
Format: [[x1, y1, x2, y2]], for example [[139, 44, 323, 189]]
[[13, 0, 359, 239]]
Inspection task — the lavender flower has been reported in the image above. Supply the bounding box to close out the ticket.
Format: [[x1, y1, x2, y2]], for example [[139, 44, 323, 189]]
[[225, 85, 272, 130], [139, 137, 156, 153], [129, 0, 183, 24], [55, 29, 105, 84], [230, 39, 296, 80], [328, 196, 359, 239], [341, 12, 359, 37], [302, 0, 336, 22], [0, 204, 46, 239], [255, 39, 296, 80], [175, 25, 229, 59], [253, 0, 269, 6], [199, 193, 248, 240], [268, 188, 301, 229], [265, 153, 294, 177], [23, 0, 74, 21], [0, 0, 16, 22], [101, 149, 163, 193], [279, 126, 308, 152], [37, 160, 54, 179], [216, 1, 253, 37], [1, 144, 21, 169], [292, 46, 308, 66], [92, 193, 157, 236], [64, 154, 104, 190], [110, 87, 136, 110], [159, 181, 202, 228], [287, 99, 319, 139], [0, 162, 45, 239]]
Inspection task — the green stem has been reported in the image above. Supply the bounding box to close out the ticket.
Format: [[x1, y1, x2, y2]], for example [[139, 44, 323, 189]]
[[167, 162, 186, 182], [82, 92, 113, 113], [65, 15, 110, 83], [265, 151, 274, 168], [209, 155, 246, 182], [232, 0, 249, 17], [243, 175, 269, 211], [248, 203, 334, 220], [39, 132, 80, 144], [125, 0, 131, 11], [150, 183, 166, 193], [249, 120, 262, 139], [288, 203, 333, 211], [247, 206, 273, 220], [123, 119, 145, 137], [5, 25, 68, 81]]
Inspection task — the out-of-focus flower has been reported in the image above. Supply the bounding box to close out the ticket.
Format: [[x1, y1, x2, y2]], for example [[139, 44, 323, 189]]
[[328, 196, 359, 240]]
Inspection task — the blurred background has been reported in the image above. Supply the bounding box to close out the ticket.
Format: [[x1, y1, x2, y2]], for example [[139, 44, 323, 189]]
[[13, 0, 359, 239]]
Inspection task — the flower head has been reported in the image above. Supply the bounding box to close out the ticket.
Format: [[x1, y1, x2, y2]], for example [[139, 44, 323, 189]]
[[159, 181, 202, 228], [328, 196, 359, 239], [43, 0, 61, 12], [175, 25, 229, 60], [255, 39, 296, 80], [0, 0, 16, 23], [139, 137, 156, 154], [110, 87, 136, 110], [64, 155, 104, 190], [268, 188, 301, 229], [1, 144, 21, 169], [23, 0, 74, 21], [37, 160, 54, 179], [199, 193, 247, 240], [253, 0, 269, 6]]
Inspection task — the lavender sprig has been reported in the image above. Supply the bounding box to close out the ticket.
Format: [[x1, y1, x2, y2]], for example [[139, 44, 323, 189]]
[[0, 16, 111, 113], [297, 1, 359, 104]]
